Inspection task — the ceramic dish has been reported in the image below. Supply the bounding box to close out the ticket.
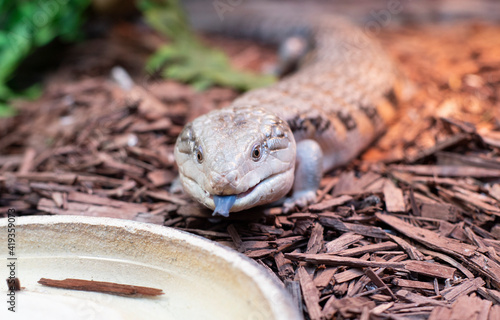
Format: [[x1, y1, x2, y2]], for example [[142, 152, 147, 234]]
[[0, 215, 301, 320]]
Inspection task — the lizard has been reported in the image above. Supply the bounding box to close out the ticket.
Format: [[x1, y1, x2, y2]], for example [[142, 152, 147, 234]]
[[174, 3, 405, 217]]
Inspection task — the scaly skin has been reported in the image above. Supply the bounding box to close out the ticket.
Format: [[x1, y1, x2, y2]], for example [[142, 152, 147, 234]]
[[174, 14, 401, 216]]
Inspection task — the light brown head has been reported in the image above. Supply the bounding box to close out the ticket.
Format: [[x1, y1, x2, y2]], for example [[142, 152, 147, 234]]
[[174, 105, 296, 215]]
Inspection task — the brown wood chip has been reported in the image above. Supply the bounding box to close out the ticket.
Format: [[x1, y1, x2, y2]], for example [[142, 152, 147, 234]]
[[286, 253, 405, 269], [309, 195, 353, 211], [376, 212, 477, 257], [404, 260, 457, 279], [390, 165, 500, 178], [38, 278, 163, 296], [297, 267, 323, 320], [383, 179, 406, 212], [319, 216, 388, 239]]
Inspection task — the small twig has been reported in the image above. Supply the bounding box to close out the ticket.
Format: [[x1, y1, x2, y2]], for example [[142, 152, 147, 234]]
[[38, 278, 163, 297]]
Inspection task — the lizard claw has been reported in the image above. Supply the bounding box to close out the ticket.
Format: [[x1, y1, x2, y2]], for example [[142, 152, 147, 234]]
[[283, 190, 317, 213]]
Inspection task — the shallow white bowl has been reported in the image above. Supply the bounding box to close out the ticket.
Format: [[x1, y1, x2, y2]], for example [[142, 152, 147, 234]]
[[0, 215, 301, 320]]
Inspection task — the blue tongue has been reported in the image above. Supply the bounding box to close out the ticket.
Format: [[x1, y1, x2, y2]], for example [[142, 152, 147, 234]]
[[213, 195, 237, 217]]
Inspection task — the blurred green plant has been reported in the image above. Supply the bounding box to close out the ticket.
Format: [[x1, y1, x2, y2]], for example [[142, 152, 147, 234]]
[[0, 0, 92, 116], [138, 0, 275, 91]]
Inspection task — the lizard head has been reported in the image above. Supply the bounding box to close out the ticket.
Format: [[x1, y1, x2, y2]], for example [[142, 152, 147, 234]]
[[174, 105, 296, 216]]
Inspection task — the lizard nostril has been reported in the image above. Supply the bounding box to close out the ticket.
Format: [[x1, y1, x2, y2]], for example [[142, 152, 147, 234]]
[[225, 171, 238, 184]]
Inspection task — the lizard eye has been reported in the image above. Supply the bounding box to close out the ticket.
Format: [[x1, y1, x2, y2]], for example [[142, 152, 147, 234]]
[[195, 147, 203, 163], [251, 144, 262, 161]]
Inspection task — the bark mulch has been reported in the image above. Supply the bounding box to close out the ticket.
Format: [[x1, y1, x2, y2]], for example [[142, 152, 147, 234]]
[[1, 20, 500, 320]]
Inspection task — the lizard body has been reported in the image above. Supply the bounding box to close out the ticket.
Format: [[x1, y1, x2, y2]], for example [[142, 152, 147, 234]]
[[175, 8, 402, 216]]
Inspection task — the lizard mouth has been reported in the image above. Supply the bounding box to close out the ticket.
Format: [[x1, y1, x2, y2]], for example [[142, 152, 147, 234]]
[[180, 168, 294, 216], [236, 182, 259, 198], [211, 173, 282, 217]]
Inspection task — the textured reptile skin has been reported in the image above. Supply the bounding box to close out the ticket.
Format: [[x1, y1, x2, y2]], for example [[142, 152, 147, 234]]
[[175, 7, 401, 215], [233, 15, 399, 169]]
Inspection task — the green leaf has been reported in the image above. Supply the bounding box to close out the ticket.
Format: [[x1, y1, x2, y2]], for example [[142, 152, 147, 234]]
[[140, 0, 276, 92], [0, 0, 91, 105]]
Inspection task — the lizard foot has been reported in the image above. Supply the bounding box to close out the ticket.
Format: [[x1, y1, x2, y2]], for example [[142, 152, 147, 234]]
[[283, 190, 317, 213]]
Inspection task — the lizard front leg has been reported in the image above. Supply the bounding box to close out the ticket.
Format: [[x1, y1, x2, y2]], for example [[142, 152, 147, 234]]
[[283, 139, 323, 213]]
